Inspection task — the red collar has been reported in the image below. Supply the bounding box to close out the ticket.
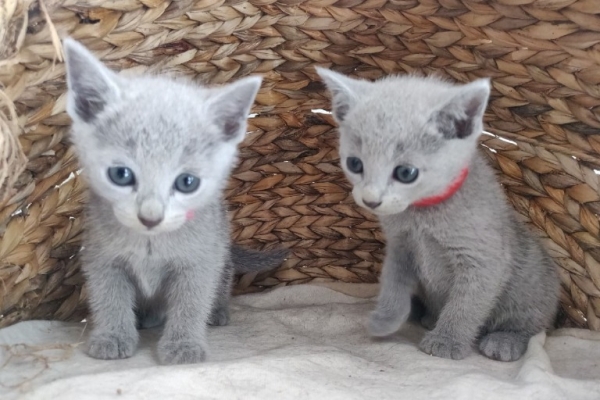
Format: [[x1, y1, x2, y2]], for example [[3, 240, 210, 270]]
[[412, 168, 469, 207]]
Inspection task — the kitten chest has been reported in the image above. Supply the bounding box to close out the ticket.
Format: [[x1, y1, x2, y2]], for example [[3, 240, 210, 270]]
[[125, 239, 168, 298], [391, 224, 454, 295], [415, 235, 452, 285]]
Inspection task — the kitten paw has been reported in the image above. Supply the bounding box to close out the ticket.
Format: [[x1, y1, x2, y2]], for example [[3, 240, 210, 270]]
[[420, 314, 437, 331], [87, 333, 138, 360], [419, 332, 471, 360], [208, 306, 230, 326], [157, 339, 207, 365], [479, 331, 528, 362], [368, 309, 406, 337]]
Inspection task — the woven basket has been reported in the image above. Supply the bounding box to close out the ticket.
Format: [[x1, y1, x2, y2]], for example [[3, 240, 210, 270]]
[[1, 0, 599, 330]]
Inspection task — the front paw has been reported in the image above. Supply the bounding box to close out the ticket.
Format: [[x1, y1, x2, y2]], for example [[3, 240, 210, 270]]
[[368, 309, 407, 337], [157, 338, 207, 365], [419, 332, 471, 360], [87, 332, 138, 360]]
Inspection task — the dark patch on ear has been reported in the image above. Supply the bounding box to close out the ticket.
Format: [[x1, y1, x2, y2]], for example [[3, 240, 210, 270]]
[[208, 76, 260, 143], [223, 118, 241, 140], [329, 86, 353, 123], [316, 68, 361, 124], [431, 81, 489, 140], [72, 87, 109, 123], [435, 111, 474, 139], [334, 103, 350, 122]]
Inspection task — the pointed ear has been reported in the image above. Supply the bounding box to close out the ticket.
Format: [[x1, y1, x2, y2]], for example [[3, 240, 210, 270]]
[[63, 38, 121, 123], [431, 78, 490, 140], [207, 76, 262, 143], [315, 67, 365, 123]]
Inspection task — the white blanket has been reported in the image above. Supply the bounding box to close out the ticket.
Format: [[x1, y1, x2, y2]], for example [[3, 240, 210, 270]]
[[1, 283, 599, 400]]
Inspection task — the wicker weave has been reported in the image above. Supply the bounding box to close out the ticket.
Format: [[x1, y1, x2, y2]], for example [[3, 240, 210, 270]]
[[0, 0, 599, 330]]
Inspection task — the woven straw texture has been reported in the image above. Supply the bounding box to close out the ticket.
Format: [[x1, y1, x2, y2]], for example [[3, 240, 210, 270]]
[[0, 0, 599, 330]]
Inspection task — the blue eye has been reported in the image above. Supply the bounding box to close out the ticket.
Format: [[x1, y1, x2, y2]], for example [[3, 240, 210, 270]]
[[108, 167, 135, 186], [346, 157, 363, 174], [174, 173, 200, 193], [393, 165, 419, 183]]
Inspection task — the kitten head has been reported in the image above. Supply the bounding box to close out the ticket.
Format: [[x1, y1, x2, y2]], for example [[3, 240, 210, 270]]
[[64, 39, 262, 234], [316, 68, 490, 216]]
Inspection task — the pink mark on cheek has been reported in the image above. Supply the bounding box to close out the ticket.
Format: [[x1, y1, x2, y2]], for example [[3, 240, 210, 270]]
[[186, 210, 195, 221]]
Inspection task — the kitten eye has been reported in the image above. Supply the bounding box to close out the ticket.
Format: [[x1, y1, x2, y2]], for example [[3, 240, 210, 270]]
[[174, 173, 200, 193], [393, 165, 419, 183], [107, 167, 136, 186], [346, 157, 364, 174]]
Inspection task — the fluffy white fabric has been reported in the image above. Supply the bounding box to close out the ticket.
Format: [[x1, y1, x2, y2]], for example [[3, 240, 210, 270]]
[[1, 283, 599, 400]]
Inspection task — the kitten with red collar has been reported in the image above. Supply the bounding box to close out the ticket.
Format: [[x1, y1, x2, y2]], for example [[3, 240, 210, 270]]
[[317, 68, 559, 362]]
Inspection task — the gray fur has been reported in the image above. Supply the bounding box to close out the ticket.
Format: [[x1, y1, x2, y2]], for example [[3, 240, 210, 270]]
[[317, 67, 559, 362], [64, 39, 285, 365], [208, 245, 290, 327]]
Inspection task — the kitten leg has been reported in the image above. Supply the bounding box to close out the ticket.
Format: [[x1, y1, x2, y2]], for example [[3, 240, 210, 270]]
[[422, 286, 454, 330], [479, 251, 557, 362], [419, 257, 502, 360], [208, 266, 233, 326], [85, 261, 139, 360], [157, 262, 218, 365], [479, 331, 529, 362], [369, 241, 417, 337]]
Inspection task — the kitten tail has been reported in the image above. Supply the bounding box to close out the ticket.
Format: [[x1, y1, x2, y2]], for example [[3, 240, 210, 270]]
[[231, 245, 288, 273]]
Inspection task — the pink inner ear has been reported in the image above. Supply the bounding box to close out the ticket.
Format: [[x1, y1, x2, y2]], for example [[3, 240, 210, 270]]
[[186, 210, 195, 221]]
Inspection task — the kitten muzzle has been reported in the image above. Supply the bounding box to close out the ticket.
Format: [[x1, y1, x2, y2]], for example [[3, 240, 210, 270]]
[[361, 186, 383, 210], [138, 197, 165, 229]]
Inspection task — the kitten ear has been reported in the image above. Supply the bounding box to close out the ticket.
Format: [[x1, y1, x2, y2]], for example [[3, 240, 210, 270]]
[[64, 38, 121, 123], [432, 78, 490, 140], [207, 76, 262, 143], [315, 67, 365, 123]]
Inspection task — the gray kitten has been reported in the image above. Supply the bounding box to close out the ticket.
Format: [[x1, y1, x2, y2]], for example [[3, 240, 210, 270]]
[[64, 39, 286, 365], [317, 68, 559, 362]]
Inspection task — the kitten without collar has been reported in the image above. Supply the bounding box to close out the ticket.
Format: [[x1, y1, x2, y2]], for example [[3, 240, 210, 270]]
[[64, 39, 286, 365], [317, 68, 559, 362]]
